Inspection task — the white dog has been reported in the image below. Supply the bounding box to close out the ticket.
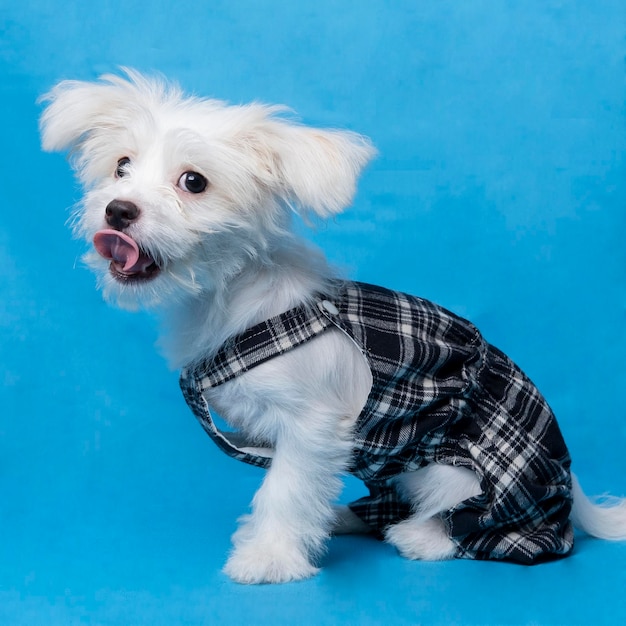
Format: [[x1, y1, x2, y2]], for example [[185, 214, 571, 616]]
[[40, 70, 626, 584]]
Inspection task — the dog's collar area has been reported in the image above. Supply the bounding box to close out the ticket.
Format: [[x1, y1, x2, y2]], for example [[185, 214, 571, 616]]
[[178, 294, 345, 469], [318, 299, 339, 316], [185, 294, 346, 390]]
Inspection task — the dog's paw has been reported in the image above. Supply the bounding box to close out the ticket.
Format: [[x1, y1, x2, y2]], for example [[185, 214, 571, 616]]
[[385, 516, 456, 561], [223, 543, 319, 584], [332, 505, 373, 535]]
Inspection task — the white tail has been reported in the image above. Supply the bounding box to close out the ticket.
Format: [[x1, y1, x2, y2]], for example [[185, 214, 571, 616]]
[[571, 474, 626, 540]]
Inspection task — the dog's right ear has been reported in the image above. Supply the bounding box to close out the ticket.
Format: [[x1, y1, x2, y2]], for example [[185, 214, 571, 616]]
[[39, 72, 160, 182], [39, 80, 111, 154], [39, 79, 131, 186]]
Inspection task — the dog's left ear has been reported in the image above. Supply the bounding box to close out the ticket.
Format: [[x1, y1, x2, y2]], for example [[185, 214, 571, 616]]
[[251, 118, 376, 217]]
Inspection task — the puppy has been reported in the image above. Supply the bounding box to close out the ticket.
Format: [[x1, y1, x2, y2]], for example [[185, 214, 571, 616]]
[[40, 70, 626, 584]]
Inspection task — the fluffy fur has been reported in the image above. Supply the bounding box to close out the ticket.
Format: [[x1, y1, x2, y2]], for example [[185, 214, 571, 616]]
[[40, 70, 626, 584]]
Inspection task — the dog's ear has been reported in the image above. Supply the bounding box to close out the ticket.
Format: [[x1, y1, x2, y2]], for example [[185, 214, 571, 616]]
[[39, 79, 116, 154], [39, 78, 134, 186], [39, 70, 168, 167], [39, 71, 173, 183], [250, 117, 376, 217]]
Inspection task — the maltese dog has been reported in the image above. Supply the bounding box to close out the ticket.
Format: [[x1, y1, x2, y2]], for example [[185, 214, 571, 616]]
[[40, 70, 626, 584]]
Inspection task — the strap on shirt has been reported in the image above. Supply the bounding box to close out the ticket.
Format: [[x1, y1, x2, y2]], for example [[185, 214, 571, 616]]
[[185, 297, 341, 390], [178, 296, 343, 466]]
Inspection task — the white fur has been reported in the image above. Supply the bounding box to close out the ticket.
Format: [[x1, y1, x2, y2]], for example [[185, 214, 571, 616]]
[[40, 70, 626, 584], [570, 475, 626, 541]]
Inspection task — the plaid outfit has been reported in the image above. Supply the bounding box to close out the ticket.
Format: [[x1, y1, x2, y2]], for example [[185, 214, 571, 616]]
[[180, 281, 574, 564]]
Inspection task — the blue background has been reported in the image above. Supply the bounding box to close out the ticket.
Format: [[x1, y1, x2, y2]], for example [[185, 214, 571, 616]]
[[1, 1, 625, 624]]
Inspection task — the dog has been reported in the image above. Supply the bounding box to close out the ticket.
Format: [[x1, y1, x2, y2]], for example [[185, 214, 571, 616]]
[[39, 70, 626, 584]]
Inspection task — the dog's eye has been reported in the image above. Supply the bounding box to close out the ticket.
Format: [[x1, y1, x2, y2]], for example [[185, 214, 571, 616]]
[[115, 157, 131, 178], [178, 171, 208, 194]]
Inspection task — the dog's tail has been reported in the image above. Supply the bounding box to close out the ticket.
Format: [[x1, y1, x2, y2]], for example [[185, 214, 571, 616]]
[[571, 474, 626, 540]]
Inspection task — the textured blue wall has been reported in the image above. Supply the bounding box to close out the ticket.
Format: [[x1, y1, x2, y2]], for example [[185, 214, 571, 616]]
[[1, 1, 625, 624]]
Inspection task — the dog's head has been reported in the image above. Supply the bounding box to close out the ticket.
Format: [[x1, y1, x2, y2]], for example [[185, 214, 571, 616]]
[[40, 69, 375, 309]]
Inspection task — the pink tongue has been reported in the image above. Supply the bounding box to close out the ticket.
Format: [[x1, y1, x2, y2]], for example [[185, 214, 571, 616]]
[[93, 229, 142, 272]]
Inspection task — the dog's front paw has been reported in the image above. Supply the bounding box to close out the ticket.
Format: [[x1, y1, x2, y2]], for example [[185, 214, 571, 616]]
[[223, 543, 319, 584]]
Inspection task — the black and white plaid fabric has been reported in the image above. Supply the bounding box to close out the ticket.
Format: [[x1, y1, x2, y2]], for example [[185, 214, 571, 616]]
[[180, 281, 574, 564]]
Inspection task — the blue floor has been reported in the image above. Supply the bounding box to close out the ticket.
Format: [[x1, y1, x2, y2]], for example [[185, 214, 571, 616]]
[[2, 2, 626, 624]]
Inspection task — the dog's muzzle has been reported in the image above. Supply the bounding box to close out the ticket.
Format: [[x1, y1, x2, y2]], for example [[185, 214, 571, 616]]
[[93, 229, 160, 282]]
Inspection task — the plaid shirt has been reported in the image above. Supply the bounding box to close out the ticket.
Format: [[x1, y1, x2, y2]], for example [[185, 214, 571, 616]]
[[180, 281, 574, 564]]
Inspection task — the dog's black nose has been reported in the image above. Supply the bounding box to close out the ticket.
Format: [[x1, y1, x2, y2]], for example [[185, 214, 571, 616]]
[[105, 199, 140, 230]]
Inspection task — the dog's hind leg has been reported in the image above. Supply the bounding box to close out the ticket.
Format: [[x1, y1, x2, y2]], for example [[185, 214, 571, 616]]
[[332, 505, 373, 535], [385, 516, 457, 561], [384, 464, 482, 560]]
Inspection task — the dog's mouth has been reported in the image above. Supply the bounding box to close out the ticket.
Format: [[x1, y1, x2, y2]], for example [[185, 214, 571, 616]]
[[93, 229, 161, 282]]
